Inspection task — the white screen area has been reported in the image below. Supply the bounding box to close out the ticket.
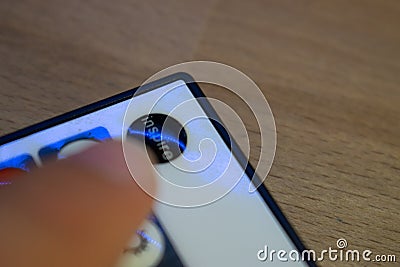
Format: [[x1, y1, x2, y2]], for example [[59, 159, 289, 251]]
[[0, 81, 306, 266]]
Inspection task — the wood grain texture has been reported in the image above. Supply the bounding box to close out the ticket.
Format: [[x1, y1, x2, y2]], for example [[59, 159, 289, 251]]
[[0, 0, 399, 266]]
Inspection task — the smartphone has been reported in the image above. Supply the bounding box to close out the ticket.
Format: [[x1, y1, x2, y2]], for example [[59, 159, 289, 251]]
[[0, 73, 314, 266]]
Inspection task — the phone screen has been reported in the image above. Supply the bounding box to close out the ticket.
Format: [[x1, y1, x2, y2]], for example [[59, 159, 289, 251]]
[[0, 78, 308, 266]]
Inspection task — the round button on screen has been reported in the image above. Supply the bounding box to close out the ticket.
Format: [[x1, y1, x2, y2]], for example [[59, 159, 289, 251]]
[[116, 219, 165, 267], [127, 114, 187, 163], [58, 139, 99, 159]]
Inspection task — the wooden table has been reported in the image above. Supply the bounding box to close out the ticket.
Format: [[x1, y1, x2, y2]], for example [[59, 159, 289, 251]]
[[1, 0, 399, 265]]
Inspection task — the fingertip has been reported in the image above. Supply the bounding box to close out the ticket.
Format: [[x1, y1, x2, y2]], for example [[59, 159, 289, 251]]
[[0, 140, 158, 267]]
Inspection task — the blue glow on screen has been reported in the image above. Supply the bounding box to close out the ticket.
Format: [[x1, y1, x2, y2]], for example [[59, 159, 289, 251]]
[[127, 129, 187, 151], [38, 127, 111, 160], [0, 154, 35, 171]]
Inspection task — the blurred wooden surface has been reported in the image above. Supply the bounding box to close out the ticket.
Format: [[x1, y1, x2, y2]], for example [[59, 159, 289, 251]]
[[0, 0, 399, 265]]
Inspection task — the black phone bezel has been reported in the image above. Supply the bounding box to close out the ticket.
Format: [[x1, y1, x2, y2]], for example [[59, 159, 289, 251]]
[[0, 73, 315, 266]]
